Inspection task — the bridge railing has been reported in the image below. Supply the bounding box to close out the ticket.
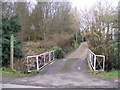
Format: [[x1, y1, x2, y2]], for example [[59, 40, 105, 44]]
[[27, 50, 55, 72], [87, 49, 105, 71]]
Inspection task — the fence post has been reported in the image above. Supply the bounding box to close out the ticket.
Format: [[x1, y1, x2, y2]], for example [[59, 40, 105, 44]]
[[90, 53, 92, 64], [36, 56, 39, 70], [90, 53, 91, 61], [44, 53, 46, 65], [94, 55, 96, 71], [103, 56, 105, 71], [49, 51, 51, 62], [27, 57, 29, 72], [53, 51, 55, 60]]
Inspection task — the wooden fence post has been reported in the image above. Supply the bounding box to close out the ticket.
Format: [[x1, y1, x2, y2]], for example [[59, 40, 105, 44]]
[[10, 34, 14, 70]]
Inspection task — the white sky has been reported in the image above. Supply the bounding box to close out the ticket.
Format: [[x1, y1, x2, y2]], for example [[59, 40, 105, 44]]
[[26, 0, 119, 11], [71, 0, 119, 10]]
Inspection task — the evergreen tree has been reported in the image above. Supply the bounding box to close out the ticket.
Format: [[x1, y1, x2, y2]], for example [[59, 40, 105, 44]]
[[2, 15, 24, 66]]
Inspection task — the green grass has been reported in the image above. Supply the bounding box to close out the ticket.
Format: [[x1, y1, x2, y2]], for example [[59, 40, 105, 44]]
[[88, 70, 119, 79], [1, 67, 41, 77]]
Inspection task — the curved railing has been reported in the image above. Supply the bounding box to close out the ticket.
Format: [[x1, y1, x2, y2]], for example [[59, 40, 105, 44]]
[[87, 49, 105, 71]]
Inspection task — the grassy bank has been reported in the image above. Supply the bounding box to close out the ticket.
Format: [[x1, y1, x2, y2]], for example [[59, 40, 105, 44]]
[[1, 67, 41, 77], [88, 70, 119, 79]]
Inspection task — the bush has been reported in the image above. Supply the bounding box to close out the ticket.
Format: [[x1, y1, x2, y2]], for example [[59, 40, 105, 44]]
[[72, 41, 79, 49], [52, 46, 65, 59], [106, 40, 119, 70]]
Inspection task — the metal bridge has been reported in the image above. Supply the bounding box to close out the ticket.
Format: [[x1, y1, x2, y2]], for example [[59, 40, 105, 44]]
[[26, 49, 105, 72]]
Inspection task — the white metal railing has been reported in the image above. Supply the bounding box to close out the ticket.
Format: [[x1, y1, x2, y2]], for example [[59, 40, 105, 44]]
[[87, 49, 105, 71], [27, 50, 55, 72]]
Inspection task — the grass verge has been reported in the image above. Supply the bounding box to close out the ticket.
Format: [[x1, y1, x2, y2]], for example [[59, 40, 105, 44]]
[[88, 70, 119, 79], [1, 67, 41, 77]]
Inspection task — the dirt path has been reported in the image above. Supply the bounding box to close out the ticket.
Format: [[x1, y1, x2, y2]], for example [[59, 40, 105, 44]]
[[2, 42, 118, 88]]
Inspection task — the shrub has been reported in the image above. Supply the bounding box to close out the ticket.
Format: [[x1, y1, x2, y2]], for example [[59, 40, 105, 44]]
[[52, 46, 65, 59], [72, 41, 79, 49]]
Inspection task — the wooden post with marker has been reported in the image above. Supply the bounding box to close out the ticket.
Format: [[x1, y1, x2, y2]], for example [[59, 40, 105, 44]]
[[10, 34, 14, 70]]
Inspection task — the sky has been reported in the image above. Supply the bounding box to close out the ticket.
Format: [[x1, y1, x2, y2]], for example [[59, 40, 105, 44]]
[[71, 0, 119, 10], [27, 0, 119, 11]]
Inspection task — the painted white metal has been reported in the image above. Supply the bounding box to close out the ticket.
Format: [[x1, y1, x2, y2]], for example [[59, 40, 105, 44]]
[[103, 56, 105, 71], [88, 49, 105, 71], [49, 52, 51, 62], [36, 56, 39, 70], [53, 50, 55, 60], [94, 55, 96, 71], [27, 55, 37, 58], [96, 55, 105, 57], [43, 53, 46, 65], [27, 50, 55, 72]]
